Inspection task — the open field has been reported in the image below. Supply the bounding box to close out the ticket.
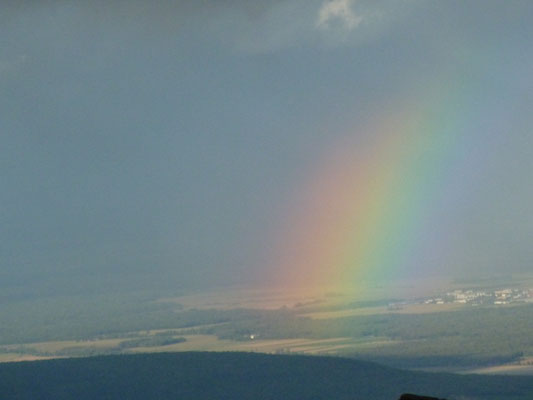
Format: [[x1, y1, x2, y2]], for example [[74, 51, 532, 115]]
[[462, 357, 533, 375], [159, 286, 335, 310], [466, 364, 533, 375], [3, 332, 533, 376], [0, 354, 58, 363], [29, 338, 125, 353], [0, 334, 396, 362], [158, 278, 456, 311], [131, 335, 397, 355], [298, 303, 467, 319]]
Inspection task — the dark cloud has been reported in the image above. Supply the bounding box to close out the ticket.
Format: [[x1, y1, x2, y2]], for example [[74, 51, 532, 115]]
[[1, 0, 532, 295]]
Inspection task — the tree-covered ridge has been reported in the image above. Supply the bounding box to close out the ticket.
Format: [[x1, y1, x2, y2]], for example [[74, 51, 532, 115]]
[[1, 352, 532, 400]]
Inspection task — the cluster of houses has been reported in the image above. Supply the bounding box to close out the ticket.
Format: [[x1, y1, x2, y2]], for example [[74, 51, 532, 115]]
[[422, 288, 532, 306]]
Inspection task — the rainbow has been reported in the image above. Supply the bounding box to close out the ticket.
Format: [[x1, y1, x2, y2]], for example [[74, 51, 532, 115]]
[[269, 86, 487, 296]]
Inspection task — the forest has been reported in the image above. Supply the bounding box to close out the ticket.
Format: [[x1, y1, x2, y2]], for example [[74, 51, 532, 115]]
[[1, 352, 532, 400]]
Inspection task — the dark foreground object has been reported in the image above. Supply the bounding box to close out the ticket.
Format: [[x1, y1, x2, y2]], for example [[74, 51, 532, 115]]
[[0, 352, 532, 400], [399, 394, 446, 400]]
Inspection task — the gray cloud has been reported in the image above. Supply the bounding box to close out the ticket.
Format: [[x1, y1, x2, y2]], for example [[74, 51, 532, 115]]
[[1, 0, 532, 295], [1, 0, 421, 55]]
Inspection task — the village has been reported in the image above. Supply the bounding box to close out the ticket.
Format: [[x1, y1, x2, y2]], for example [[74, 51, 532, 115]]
[[422, 287, 533, 306]]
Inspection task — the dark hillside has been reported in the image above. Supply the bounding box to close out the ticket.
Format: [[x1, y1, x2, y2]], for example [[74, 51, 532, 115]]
[[0, 352, 531, 400]]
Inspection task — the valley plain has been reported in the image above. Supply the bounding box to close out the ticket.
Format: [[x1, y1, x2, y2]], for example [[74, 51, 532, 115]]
[[1, 275, 532, 375]]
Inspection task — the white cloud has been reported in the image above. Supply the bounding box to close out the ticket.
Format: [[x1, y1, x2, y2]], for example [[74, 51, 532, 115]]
[[316, 0, 362, 31]]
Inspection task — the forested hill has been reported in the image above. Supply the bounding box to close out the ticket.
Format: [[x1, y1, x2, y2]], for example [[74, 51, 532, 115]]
[[1, 352, 532, 400]]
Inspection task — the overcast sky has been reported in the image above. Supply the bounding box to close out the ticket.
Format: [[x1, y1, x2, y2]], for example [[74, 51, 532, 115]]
[[2, 1, 532, 294]]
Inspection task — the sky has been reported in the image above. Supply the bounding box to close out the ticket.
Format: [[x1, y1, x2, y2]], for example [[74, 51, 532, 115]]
[[1, 1, 532, 295]]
